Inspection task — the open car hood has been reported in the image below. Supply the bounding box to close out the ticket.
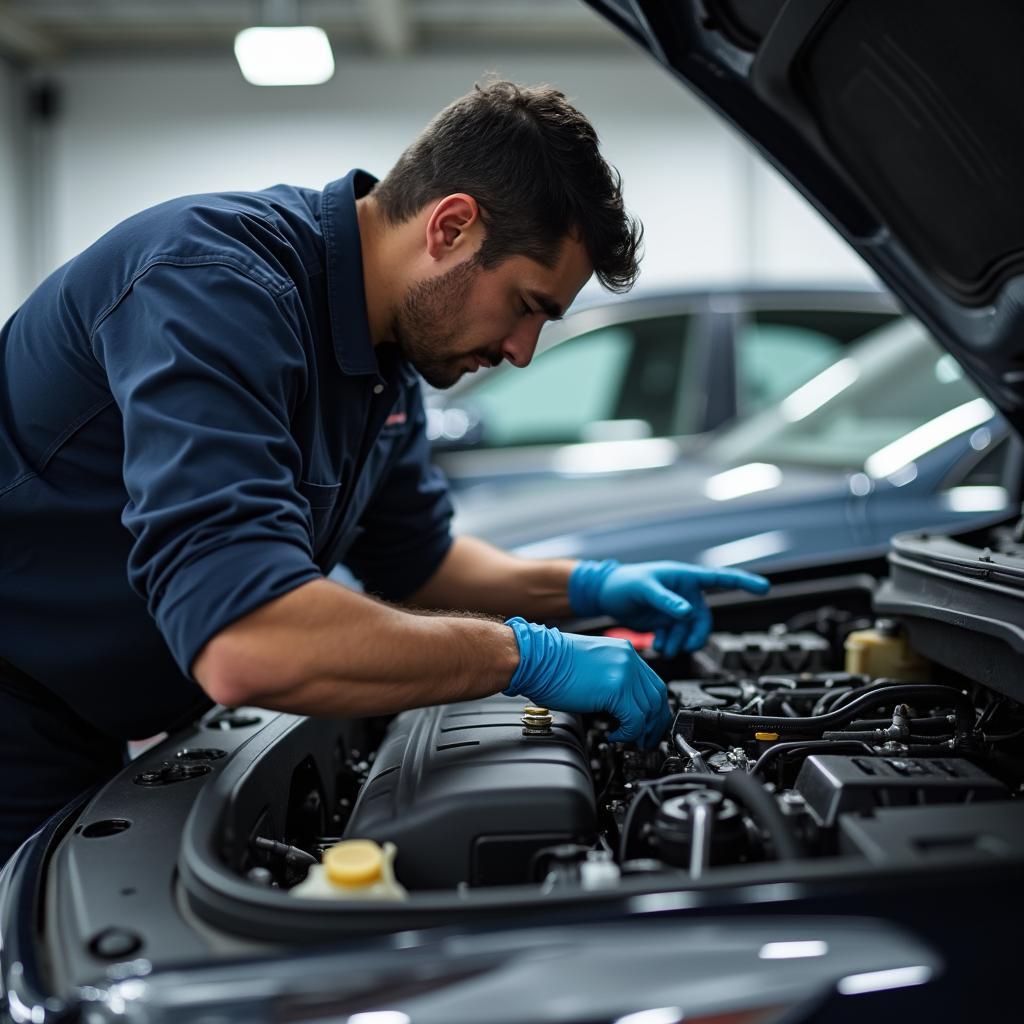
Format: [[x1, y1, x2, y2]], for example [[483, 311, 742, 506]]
[[585, 0, 1024, 437]]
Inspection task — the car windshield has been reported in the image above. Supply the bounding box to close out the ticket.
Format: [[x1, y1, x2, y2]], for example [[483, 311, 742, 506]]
[[704, 318, 992, 473]]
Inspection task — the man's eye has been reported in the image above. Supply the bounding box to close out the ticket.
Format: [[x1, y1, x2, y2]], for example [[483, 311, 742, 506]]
[[519, 300, 533, 317]]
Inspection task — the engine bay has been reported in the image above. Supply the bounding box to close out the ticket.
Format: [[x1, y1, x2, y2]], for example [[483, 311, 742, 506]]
[[30, 551, 1024, 999], [232, 600, 1024, 899]]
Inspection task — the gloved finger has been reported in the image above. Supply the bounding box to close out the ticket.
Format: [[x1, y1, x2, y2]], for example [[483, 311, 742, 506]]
[[649, 699, 674, 749], [665, 620, 691, 659], [653, 626, 667, 654], [639, 580, 693, 621], [684, 600, 713, 652], [608, 702, 644, 744], [612, 660, 659, 747], [637, 663, 671, 748], [630, 665, 659, 729], [641, 695, 671, 749], [639, 691, 672, 749], [693, 567, 770, 595]]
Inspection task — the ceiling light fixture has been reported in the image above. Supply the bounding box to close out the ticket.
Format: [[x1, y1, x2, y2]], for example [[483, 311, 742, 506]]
[[234, 1, 335, 87]]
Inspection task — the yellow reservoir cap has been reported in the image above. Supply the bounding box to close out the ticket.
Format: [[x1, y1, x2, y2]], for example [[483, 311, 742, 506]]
[[324, 839, 385, 888], [754, 732, 780, 742]]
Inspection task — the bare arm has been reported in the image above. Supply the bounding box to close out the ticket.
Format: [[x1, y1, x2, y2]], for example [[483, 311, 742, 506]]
[[192, 577, 519, 716], [407, 535, 578, 620]]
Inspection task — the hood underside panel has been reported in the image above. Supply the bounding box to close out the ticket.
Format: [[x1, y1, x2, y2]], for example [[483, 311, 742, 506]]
[[587, 0, 1024, 434], [786, 1, 1024, 307]]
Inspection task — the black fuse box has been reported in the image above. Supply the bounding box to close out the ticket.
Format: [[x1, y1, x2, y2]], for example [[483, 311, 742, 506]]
[[794, 754, 1008, 827]]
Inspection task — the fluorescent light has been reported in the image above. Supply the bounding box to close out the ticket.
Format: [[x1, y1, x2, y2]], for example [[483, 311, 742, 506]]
[[934, 353, 964, 384], [551, 438, 678, 475], [234, 26, 335, 86], [699, 530, 789, 567], [441, 408, 471, 441], [837, 965, 933, 995], [759, 940, 829, 960], [347, 1013, 412, 1024], [864, 397, 994, 478], [969, 426, 992, 451], [886, 462, 918, 488], [614, 1009, 684, 1024], [780, 359, 859, 422], [848, 472, 872, 497], [704, 463, 782, 502], [943, 485, 1008, 512]]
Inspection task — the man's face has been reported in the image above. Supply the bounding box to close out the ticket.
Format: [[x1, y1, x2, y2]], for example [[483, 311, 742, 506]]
[[390, 236, 593, 389]]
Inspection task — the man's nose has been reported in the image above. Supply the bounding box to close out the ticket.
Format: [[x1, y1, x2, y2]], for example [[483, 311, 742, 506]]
[[499, 321, 543, 368]]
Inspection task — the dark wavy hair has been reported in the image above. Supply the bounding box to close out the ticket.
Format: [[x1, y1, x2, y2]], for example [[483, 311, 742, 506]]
[[372, 79, 643, 292]]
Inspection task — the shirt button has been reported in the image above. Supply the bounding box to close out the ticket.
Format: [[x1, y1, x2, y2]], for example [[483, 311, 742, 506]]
[[373, 384, 384, 395]]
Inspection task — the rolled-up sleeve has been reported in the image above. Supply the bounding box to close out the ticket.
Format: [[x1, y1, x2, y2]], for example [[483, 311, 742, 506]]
[[345, 385, 454, 601], [91, 260, 323, 676]]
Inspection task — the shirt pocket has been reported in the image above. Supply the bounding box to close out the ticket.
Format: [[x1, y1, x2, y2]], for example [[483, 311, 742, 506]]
[[296, 478, 343, 551]]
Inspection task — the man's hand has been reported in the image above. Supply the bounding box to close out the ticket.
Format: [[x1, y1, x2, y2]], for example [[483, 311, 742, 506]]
[[569, 560, 770, 658], [504, 617, 671, 749]]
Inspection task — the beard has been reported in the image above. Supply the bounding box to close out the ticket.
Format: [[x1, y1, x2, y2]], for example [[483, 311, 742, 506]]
[[389, 257, 498, 389]]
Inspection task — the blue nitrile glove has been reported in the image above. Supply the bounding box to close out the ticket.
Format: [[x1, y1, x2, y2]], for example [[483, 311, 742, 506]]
[[569, 559, 770, 658], [503, 616, 672, 749]]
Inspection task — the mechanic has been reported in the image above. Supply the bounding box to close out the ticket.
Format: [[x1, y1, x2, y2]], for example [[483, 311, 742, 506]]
[[0, 81, 768, 862]]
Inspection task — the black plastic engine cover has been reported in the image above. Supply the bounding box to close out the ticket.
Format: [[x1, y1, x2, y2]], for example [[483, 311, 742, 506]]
[[343, 694, 595, 889]]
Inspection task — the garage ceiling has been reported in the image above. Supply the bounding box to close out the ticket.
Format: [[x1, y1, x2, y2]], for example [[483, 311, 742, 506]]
[[0, 0, 624, 60]]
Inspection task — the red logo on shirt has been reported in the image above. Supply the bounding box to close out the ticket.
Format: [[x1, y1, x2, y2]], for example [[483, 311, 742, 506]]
[[385, 412, 407, 427]]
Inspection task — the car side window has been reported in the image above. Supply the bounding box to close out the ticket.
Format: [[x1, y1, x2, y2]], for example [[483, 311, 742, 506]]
[[463, 316, 690, 448], [737, 308, 896, 415]]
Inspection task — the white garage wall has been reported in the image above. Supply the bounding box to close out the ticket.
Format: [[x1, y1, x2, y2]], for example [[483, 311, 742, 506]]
[[3, 49, 875, 322]]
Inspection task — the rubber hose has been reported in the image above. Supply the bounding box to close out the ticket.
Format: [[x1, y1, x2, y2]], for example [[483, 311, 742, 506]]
[[748, 739, 876, 780], [677, 684, 973, 737], [720, 767, 801, 861]]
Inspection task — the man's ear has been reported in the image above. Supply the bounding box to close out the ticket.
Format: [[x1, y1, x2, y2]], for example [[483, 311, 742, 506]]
[[424, 193, 481, 261]]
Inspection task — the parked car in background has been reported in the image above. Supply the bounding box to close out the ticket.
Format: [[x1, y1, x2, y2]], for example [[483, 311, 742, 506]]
[[453, 317, 1017, 570], [427, 286, 898, 490]]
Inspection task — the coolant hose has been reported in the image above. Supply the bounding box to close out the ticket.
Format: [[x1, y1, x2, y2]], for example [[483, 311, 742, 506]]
[[749, 739, 876, 779], [676, 684, 973, 738], [719, 768, 801, 861]]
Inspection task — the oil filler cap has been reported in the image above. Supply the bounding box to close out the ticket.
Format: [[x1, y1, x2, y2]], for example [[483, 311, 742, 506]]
[[522, 705, 553, 736], [324, 839, 384, 887]]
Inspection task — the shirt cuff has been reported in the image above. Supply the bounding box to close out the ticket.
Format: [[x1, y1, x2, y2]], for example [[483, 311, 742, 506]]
[[154, 538, 323, 678]]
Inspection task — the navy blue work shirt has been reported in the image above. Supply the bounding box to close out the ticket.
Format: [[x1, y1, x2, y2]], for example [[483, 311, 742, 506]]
[[0, 169, 454, 739]]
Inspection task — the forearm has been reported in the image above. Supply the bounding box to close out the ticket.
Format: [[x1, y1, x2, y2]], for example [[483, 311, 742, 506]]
[[407, 535, 578, 621], [192, 577, 519, 717]]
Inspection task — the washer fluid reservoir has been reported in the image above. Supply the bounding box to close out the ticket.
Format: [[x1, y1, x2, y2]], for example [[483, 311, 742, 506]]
[[291, 839, 408, 901]]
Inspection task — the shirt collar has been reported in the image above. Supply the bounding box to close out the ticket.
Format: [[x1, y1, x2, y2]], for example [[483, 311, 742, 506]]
[[321, 168, 382, 377]]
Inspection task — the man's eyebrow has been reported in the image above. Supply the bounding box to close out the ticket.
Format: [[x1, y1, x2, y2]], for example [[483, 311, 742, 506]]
[[529, 291, 564, 321]]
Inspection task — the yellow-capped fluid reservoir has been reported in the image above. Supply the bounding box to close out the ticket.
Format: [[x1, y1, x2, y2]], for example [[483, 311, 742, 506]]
[[844, 619, 929, 681], [290, 839, 408, 901]]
